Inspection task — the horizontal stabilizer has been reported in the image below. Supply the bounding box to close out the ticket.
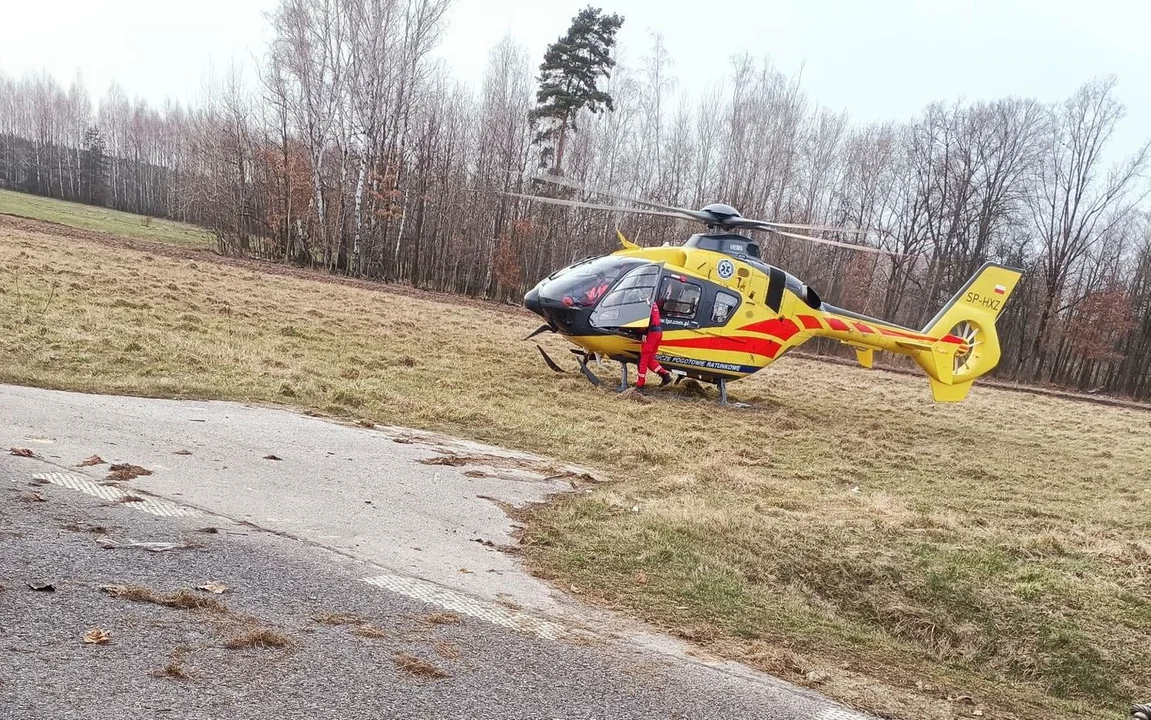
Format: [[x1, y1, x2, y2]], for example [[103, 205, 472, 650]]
[[929, 377, 973, 402], [895, 338, 934, 352]]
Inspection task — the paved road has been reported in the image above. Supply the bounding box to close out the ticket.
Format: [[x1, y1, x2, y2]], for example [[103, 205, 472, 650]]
[[1, 383, 871, 719]]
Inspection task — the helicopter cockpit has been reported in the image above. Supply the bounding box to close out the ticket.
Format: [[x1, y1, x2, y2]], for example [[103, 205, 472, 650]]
[[532, 256, 647, 309], [525, 254, 717, 338]]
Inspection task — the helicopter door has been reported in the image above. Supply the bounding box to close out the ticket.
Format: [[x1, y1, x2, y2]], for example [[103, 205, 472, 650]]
[[589, 263, 663, 331], [655, 274, 704, 330]]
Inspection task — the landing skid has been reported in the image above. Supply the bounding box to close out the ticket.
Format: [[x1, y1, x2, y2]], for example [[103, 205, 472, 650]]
[[573, 353, 629, 393], [535, 346, 744, 407], [577, 353, 602, 387], [535, 344, 566, 374], [523, 324, 554, 341]]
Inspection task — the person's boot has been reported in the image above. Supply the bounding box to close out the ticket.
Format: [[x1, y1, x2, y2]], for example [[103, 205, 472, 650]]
[[659, 370, 672, 387]]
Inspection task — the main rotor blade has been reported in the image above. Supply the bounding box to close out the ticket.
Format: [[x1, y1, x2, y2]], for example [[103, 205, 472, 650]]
[[498, 190, 702, 223], [757, 221, 870, 235], [747, 222, 909, 257], [527, 174, 687, 214]]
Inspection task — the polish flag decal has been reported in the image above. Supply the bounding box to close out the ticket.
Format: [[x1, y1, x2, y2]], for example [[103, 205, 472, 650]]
[[993, 284, 1006, 295]]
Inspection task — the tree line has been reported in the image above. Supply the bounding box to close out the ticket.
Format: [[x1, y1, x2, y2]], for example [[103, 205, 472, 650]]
[[1, 0, 1150, 399]]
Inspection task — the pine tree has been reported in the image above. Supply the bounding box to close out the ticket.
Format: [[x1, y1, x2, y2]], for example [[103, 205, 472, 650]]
[[81, 126, 107, 206], [529, 6, 624, 174]]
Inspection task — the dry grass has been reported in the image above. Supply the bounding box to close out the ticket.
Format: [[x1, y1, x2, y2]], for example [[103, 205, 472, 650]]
[[424, 612, 463, 626], [433, 639, 461, 659], [3, 211, 1150, 719], [393, 652, 449, 679], [312, 612, 367, 626], [150, 646, 192, 681], [224, 626, 295, 649], [353, 624, 389, 639], [150, 662, 189, 680], [101, 584, 229, 614]]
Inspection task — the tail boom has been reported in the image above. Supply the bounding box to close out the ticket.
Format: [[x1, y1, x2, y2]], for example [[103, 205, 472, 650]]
[[800, 262, 1022, 402]]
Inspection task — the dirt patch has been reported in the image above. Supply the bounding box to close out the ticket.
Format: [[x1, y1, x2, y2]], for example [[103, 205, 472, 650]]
[[418, 454, 469, 467], [105, 464, 152, 482]]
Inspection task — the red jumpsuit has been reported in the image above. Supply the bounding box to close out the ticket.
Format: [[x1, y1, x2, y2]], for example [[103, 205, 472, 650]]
[[636, 302, 668, 388]]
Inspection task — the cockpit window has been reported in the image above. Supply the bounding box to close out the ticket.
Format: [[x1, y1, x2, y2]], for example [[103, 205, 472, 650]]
[[540, 256, 645, 308], [659, 276, 702, 319], [713, 291, 740, 323]]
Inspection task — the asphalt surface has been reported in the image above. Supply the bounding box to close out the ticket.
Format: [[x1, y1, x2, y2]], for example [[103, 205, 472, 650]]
[[1, 384, 871, 719]]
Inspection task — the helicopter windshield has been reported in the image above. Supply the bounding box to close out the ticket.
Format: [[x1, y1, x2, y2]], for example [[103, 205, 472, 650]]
[[589, 264, 662, 329], [538, 256, 648, 308]]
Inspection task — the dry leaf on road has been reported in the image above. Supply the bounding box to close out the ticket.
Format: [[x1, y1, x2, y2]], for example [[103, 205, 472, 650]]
[[197, 582, 229, 594], [83, 628, 111, 644], [76, 455, 105, 467], [9, 448, 35, 457]]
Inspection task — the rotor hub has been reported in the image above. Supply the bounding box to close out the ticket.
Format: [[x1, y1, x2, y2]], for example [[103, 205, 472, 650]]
[[699, 203, 742, 227]]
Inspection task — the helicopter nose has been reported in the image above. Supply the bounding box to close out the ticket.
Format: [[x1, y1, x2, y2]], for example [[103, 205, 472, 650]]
[[523, 286, 544, 318]]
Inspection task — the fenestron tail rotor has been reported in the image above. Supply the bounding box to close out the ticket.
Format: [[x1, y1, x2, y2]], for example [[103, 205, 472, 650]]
[[949, 320, 984, 378]]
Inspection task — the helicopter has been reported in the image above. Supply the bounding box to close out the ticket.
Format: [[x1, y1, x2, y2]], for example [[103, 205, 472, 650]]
[[508, 175, 1023, 405]]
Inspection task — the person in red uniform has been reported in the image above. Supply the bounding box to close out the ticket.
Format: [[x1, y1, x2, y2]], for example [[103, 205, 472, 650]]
[[636, 297, 672, 390]]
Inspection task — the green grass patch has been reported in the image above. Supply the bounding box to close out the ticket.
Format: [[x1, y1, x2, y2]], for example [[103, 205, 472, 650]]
[[0, 188, 213, 248]]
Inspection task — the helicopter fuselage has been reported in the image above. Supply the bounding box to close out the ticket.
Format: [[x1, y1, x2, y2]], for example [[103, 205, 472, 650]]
[[523, 232, 974, 387]]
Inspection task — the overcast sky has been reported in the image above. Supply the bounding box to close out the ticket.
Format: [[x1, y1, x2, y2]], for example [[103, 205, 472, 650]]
[[2, 0, 1148, 162]]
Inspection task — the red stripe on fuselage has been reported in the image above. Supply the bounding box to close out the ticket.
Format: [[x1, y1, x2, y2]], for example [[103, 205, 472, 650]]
[[876, 327, 940, 343], [826, 317, 850, 332], [853, 322, 875, 334], [798, 315, 823, 330], [660, 335, 781, 359], [737, 318, 800, 342]]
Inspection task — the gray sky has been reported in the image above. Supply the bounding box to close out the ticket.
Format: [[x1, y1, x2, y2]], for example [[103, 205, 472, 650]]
[[3, 0, 1148, 162]]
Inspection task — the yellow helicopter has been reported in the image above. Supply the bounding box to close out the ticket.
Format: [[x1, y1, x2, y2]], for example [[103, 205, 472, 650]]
[[509, 176, 1023, 404]]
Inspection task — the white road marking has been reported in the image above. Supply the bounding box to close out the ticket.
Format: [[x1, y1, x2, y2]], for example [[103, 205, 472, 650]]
[[362, 573, 569, 640], [34, 472, 201, 518]]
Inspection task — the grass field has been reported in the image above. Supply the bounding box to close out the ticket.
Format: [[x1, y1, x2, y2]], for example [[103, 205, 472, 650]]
[[1, 192, 1148, 720], [0, 188, 213, 248]]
